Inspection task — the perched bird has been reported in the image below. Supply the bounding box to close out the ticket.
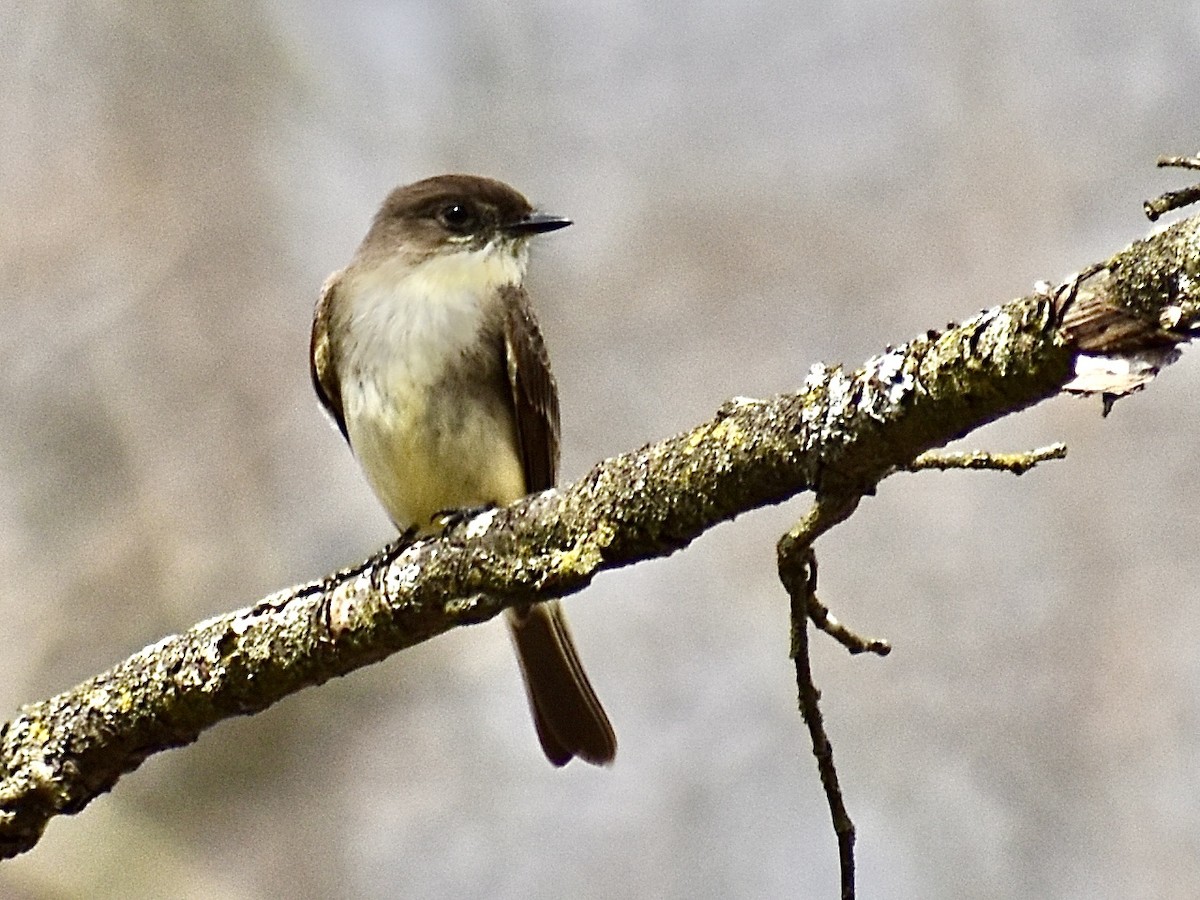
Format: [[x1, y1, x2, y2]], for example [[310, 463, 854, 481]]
[[310, 175, 616, 766]]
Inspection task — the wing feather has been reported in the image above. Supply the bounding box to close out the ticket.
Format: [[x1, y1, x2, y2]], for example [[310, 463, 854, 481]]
[[310, 271, 348, 441], [502, 284, 560, 491]]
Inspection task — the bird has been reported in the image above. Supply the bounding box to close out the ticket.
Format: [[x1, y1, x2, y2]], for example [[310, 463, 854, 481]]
[[310, 174, 616, 766]]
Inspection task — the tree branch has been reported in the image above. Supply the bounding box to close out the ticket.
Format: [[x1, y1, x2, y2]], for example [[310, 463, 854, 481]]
[[3, 210, 1199, 861], [908, 442, 1067, 475], [778, 493, 864, 900]]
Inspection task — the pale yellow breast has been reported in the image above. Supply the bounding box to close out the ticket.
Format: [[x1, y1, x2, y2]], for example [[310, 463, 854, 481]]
[[347, 386, 526, 530], [337, 244, 529, 530]]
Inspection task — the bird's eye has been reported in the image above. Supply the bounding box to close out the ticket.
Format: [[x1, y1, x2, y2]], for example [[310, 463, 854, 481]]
[[437, 203, 474, 232]]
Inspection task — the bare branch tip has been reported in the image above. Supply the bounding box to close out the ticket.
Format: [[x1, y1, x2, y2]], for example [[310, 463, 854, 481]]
[[1145, 154, 1200, 220], [909, 443, 1067, 476], [809, 594, 891, 657]]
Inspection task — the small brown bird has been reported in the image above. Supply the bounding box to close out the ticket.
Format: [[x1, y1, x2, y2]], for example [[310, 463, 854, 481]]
[[310, 175, 616, 766]]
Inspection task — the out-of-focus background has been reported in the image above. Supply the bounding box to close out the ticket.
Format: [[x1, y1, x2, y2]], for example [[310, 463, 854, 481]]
[[3, 3, 1199, 898]]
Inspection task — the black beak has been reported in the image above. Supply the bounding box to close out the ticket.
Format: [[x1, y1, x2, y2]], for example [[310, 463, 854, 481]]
[[505, 212, 573, 235]]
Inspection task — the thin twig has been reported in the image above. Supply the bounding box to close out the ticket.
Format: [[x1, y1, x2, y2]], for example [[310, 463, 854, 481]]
[[808, 592, 891, 656], [1156, 154, 1200, 170], [908, 443, 1067, 476], [778, 493, 863, 900], [1145, 156, 1200, 220]]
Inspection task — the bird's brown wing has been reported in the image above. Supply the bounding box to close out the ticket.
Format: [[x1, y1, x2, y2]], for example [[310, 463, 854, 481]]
[[501, 285, 617, 766], [502, 283, 560, 491], [310, 271, 348, 441]]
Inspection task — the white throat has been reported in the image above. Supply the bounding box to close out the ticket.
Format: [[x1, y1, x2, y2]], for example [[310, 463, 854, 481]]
[[342, 241, 527, 378]]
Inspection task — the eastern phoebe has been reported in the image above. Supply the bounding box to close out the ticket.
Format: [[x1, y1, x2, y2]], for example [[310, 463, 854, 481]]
[[310, 174, 616, 766]]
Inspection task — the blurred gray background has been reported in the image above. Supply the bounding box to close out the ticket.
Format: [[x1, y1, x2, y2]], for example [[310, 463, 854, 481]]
[[3, 2, 1199, 898]]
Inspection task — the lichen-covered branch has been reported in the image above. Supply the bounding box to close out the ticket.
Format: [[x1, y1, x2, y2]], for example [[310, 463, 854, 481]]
[[2, 212, 1198, 860], [908, 442, 1068, 475]]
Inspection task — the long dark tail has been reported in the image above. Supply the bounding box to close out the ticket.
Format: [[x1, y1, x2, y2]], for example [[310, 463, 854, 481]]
[[506, 601, 617, 766]]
